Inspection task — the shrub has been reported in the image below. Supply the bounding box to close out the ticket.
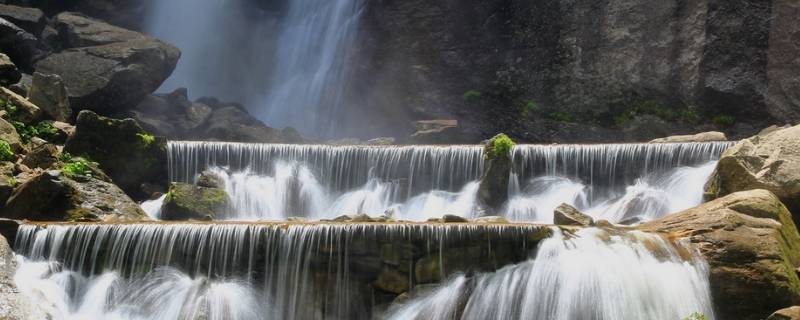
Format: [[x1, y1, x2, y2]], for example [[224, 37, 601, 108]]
[[491, 133, 515, 158], [60, 153, 100, 178], [12, 121, 58, 143], [0, 99, 17, 118], [548, 112, 573, 123], [521, 100, 541, 118], [678, 108, 701, 124], [137, 133, 156, 147], [463, 90, 482, 102], [0, 140, 14, 161], [712, 115, 735, 127]]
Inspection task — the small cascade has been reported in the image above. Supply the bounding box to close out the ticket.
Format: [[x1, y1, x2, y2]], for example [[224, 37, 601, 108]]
[[166, 141, 732, 222], [387, 228, 715, 320]]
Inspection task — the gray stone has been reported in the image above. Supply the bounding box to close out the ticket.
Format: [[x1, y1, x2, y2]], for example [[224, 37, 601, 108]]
[[161, 182, 229, 221], [0, 86, 41, 124], [21, 142, 58, 169], [0, 52, 20, 86], [553, 203, 595, 226], [28, 72, 72, 122], [0, 4, 45, 36], [0, 17, 42, 69]]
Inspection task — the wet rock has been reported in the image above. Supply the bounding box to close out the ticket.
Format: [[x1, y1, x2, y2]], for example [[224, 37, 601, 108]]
[[161, 183, 230, 221], [649, 131, 727, 143], [639, 189, 800, 320], [0, 17, 43, 69], [374, 267, 409, 294], [333, 213, 375, 222], [203, 106, 283, 143], [705, 124, 800, 223], [184, 103, 212, 130], [2, 170, 147, 221], [196, 170, 225, 189], [64, 110, 167, 199], [27, 72, 71, 122], [410, 119, 459, 144], [366, 137, 396, 145], [0, 86, 41, 123], [768, 306, 800, 320], [0, 4, 45, 36], [0, 161, 14, 205], [0, 53, 20, 86], [442, 214, 468, 223], [21, 142, 57, 169], [47, 121, 73, 144], [553, 203, 594, 226], [35, 14, 180, 112], [477, 133, 513, 212], [0, 234, 49, 319], [472, 216, 509, 224]]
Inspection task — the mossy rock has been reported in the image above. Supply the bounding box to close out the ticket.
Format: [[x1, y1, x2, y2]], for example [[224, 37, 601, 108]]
[[477, 133, 514, 211], [64, 110, 167, 199], [160, 183, 230, 220]]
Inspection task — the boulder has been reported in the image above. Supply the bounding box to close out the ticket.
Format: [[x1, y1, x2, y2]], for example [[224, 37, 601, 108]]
[[410, 120, 459, 144], [0, 86, 41, 123], [472, 216, 509, 224], [705, 124, 800, 222], [0, 52, 20, 85], [27, 72, 72, 122], [64, 110, 167, 199], [21, 142, 58, 169], [0, 17, 43, 69], [768, 307, 800, 320], [161, 183, 230, 220], [197, 170, 225, 189], [184, 102, 212, 130], [639, 189, 800, 320], [203, 106, 283, 143], [2, 170, 147, 221], [374, 267, 409, 294], [442, 214, 469, 223], [34, 15, 180, 112], [0, 4, 45, 36], [553, 203, 594, 226], [0, 234, 49, 320], [0, 117, 22, 152], [477, 134, 514, 212], [649, 131, 728, 143]]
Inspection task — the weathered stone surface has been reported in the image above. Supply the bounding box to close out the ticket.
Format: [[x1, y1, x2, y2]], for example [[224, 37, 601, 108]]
[[0, 161, 14, 205], [374, 267, 409, 294], [649, 131, 727, 143], [472, 216, 509, 224], [0, 4, 45, 36], [0, 17, 42, 69], [768, 306, 800, 320], [203, 106, 283, 143], [27, 72, 71, 122], [0, 52, 19, 85], [705, 124, 800, 221], [477, 134, 513, 212], [442, 214, 468, 223], [0, 234, 49, 320], [20, 142, 57, 169], [64, 111, 167, 199], [639, 189, 800, 320], [2, 170, 147, 221], [34, 15, 180, 112], [161, 182, 230, 221], [410, 120, 459, 144], [0, 117, 21, 152], [0, 86, 41, 123], [197, 170, 225, 189], [553, 203, 594, 226]]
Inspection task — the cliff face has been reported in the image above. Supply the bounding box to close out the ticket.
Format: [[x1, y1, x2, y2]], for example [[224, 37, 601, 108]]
[[357, 0, 800, 142]]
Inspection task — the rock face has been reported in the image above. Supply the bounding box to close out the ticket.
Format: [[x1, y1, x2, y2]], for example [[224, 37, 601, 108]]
[[2, 170, 147, 221], [768, 307, 800, 320], [0, 52, 20, 85], [0, 17, 43, 70], [0, 86, 40, 123], [160, 183, 230, 220], [0, 234, 48, 320], [34, 12, 180, 113], [409, 120, 460, 144], [553, 203, 594, 226], [0, 117, 22, 152], [27, 72, 71, 121], [639, 189, 800, 320], [477, 134, 513, 211], [0, 4, 45, 36], [64, 110, 167, 199], [649, 131, 728, 143], [705, 124, 800, 222]]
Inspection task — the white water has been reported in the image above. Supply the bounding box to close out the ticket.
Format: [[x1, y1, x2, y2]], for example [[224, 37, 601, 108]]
[[387, 228, 715, 320], [166, 141, 732, 222], [143, 0, 364, 136]]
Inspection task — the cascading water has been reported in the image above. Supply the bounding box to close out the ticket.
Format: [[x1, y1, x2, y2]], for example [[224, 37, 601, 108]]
[[387, 228, 715, 320], [143, 0, 364, 137], [166, 141, 733, 223]]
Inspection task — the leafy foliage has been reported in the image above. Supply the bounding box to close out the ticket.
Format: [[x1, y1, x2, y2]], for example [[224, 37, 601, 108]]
[[0, 99, 17, 117], [683, 312, 708, 320], [463, 90, 482, 102], [0, 140, 14, 161], [60, 153, 100, 178], [521, 100, 541, 118], [491, 133, 515, 158], [712, 115, 735, 127], [137, 133, 156, 146], [11, 121, 58, 143]]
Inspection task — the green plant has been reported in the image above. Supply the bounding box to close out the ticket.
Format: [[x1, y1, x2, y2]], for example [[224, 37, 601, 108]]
[[0, 140, 14, 161], [678, 108, 701, 124], [683, 312, 708, 320], [521, 100, 541, 117], [11, 121, 59, 143], [61, 154, 99, 178], [491, 133, 515, 158], [137, 133, 156, 146], [613, 111, 635, 127], [548, 112, 574, 123], [6, 177, 17, 187], [463, 90, 482, 102], [712, 115, 735, 127], [0, 99, 17, 118]]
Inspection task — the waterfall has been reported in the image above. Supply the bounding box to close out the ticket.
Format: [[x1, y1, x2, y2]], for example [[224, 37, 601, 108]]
[[143, 0, 364, 137], [166, 141, 733, 222], [387, 228, 715, 320]]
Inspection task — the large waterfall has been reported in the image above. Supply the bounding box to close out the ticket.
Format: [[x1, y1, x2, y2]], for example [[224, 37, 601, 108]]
[[162, 141, 733, 222]]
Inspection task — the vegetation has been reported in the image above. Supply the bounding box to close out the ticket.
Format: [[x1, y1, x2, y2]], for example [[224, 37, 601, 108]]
[[548, 112, 573, 123], [12, 121, 58, 143], [463, 90, 482, 102], [713, 115, 735, 127], [0, 140, 13, 161], [137, 133, 156, 147], [683, 312, 708, 320], [60, 153, 100, 178], [490, 133, 515, 158], [520, 100, 541, 118], [613, 100, 703, 127], [0, 99, 17, 116]]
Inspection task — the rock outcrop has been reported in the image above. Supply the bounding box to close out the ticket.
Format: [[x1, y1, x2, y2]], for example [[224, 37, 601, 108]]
[[477, 134, 514, 212], [27, 72, 71, 122], [160, 182, 230, 221], [705, 124, 800, 222], [34, 12, 180, 113], [64, 110, 166, 199], [0, 16, 43, 69], [639, 189, 800, 320], [0, 52, 20, 85]]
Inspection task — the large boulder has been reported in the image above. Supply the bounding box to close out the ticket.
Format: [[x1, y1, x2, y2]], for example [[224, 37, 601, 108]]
[[639, 189, 800, 320], [64, 110, 167, 199], [2, 170, 147, 221], [0, 17, 43, 70], [0, 86, 41, 123], [0, 52, 20, 85], [34, 13, 180, 113], [705, 124, 800, 222], [0, 234, 49, 319], [553, 203, 594, 226], [202, 106, 283, 143], [0, 4, 45, 36], [0, 117, 22, 152], [477, 134, 514, 212], [160, 183, 230, 221], [27, 72, 71, 122]]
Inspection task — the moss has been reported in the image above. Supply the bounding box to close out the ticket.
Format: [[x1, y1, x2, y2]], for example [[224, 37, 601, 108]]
[[163, 183, 229, 219], [462, 90, 482, 102], [520, 100, 541, 118], [0, 140, 13, 161], [60, 154, 100, 178], [682, 312, 708, 320], [136, 133, 156, 147], [11, 121, 58, 143], [66, 208, 98, 222], [0, 99, 17, 118], [487, 133, 515, 159]]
